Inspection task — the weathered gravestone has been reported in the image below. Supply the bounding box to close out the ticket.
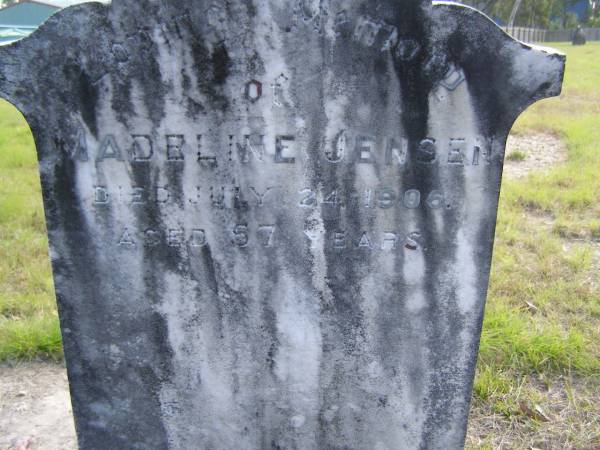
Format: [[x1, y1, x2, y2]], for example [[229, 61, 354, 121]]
[[573, 26, 587, 46], [0, 0, 565, 448]]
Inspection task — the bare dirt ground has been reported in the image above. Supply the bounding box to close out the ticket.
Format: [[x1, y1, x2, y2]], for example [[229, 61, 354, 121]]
[[466, 377, 600, 450], [504, 132, 568, 179], [0, 133, 573, 450], [1, 363, 598, 450], [0, 362, 76, 450]]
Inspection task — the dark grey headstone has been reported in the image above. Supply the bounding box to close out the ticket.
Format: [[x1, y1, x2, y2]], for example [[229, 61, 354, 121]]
[[573, 26, 587, 45], [0, 1, 565, 448]]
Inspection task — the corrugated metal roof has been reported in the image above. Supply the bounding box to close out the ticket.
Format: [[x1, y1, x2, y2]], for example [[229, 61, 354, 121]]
[[0, 1, 60, 45], [0, 1, 59, 27]]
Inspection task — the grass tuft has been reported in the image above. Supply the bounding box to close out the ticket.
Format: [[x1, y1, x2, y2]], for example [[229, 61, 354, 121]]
[[506, 150, 527, 162]]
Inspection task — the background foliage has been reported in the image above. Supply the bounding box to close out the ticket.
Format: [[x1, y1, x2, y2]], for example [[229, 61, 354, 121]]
[[457, 0, 596, 28]]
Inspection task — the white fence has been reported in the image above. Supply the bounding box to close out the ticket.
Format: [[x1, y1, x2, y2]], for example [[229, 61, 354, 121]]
[[502, 27, 547, 43], [502, 26, 600, 43], [545, 28, 600, 42]]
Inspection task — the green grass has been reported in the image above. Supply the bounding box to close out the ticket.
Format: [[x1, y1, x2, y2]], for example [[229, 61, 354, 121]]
[[0, 100, 61, 360], [468, 42, 600, 449], [506, 150, 527, 162], [480, 43, 600, 377], [0, 41, 598, 447]]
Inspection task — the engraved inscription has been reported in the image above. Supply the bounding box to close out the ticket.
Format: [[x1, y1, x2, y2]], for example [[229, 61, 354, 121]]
[[275, 136, 297, 164], [439, 64, 466, 91], [395, 39, 421, 61], [97, 135, 124, 161], [118, 227, 209, 248], [353, 16, 399, 52], [70, 130, 492, 168], [305, 229, 423, 251], [245, 80, 263, 103], [94, 185, 277, 209], [116, 225, 425, 252], [166, 135, 185, 161], [132, 135, 153, 161], [296, 188, 450, 210]]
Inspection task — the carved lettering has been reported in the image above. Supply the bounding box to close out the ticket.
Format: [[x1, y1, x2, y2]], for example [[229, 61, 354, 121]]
[[448, 139, 466, 165], [237, 135, 265, 163], [144, 229, 160, 247], [168, 229, 184, 247], [233, 224, 249, 247], [94, 186, 110, 205], [357, 232, 373, 249], [364, 189, 373, 208], [197, 135, 217, 166], [417, 139, 437, 163], [156, 187, 170, 204], [304, 220, 321, 245], [354, 17, 382, 47], [299, 189, 317, 208], [334, 10, 351, 36], [356, 136, 376, 164], [472, 146, 481, 166], [333, 232, 347, 249], [211, 186, 225, 209], [131, 187, 145, 204], [132, 135, 153, 161], [426, 190, 445, 209], [245, 80, 262, 102], [233, 187, 249, 210], [377, 189, 396, 209], [118, 228, 136, 247], [405, 232, 422, 250], [249, 187, 273, 207], [382, 232, 399, 250], [323, 190, 340, 207], [385, 138, 408, 165], [166, 135, 185, 161], [113, 225, 425, 252], [258, 225, 276, 247], [71, 127, 494, 171], [395, 39, 421, 61], [326, 130, 346, 163], [97, 135, 124, 161], [271, 73, 289, 107], [191, 229, 207, 247], [275, 135, 296, 164], [72, 126, 89, 161], [403, 189, 421, 209]]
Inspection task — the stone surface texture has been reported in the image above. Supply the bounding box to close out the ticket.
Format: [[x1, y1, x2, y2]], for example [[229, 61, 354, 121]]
[[0, 1, 565, 449]]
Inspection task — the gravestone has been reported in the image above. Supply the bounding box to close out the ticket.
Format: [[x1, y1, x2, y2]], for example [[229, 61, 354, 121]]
[[573, 26, 587, 45], [0, 1, 565, 448]]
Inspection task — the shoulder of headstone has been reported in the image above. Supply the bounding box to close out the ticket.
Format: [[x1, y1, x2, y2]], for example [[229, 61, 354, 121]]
[[432, 1, 566, 122], [0, 1, 109, 116]]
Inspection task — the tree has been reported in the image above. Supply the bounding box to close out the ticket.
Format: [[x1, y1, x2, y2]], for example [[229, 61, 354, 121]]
[[457, 0, 587, 29], [457, 0, 502, 15]]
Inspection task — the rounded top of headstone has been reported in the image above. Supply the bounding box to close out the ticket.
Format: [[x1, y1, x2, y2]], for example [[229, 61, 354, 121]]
[[108, 0, 431, 5], [106, 0, 432, 14]]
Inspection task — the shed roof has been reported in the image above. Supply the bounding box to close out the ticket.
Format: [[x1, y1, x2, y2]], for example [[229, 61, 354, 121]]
[[0, 1, 60, 28], [0, 1, 60, 45]]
